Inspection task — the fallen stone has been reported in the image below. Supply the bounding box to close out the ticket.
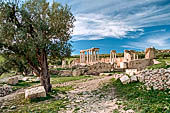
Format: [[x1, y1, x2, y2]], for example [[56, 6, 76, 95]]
[[10, 106, 16, 109], [59, 70, 72, 77], [22, 77, 30, 81], [72, 69, 82, 76], [99, 73, 112, 76], [120, 75, 130, 84], [130, 75, 138, 82], [25, 86, 46, 99], [7, 76, 18, 85]]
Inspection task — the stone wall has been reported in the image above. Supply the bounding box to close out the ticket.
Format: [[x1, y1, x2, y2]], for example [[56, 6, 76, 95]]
[[136, 68, 170, 90], [128, 59, 154, 70]]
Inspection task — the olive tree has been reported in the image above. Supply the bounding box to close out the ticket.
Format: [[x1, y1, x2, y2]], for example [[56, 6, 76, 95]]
[[0, 0, 75, 92]]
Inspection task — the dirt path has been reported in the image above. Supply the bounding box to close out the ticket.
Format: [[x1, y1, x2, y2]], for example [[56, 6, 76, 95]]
[[0, 76, 102, 102], [0, 75, 134, 113], [59, 76, 134, 113]]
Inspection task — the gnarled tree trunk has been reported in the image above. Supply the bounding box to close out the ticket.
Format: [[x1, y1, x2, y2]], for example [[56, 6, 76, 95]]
[[39, 49, 52, 93]]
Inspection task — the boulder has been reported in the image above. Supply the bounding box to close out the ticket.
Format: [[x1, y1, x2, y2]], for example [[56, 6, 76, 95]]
[[7, 76, 18, 85], [130, 75, 138, 82], [120, 75, 130, 84], [59, 70, 72, 77], [99, 73, 112, 76], [72, 69, 82, 76], [25, 86, 46, 99]]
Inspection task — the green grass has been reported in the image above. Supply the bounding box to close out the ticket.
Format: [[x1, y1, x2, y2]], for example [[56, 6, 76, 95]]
[[51, 75, 92, 84], [0, 72, 16, 79], [147, 58, 170, 69], [112, 79, 170, 113], [1, 85, 73, 113], [12, 80, 40, 91], [0, 55, 5, 63]]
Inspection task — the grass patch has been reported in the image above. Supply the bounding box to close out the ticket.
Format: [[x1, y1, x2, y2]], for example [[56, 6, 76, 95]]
[[0, 72, 16, 79], [12, 80, 40, 91], [147, 58, 170, 69], [112, 79, 170, 113], [1, 86, 71, 113], [0, 55, 5, 63], [51, 75, 91, 84], [51, 86, 73, 94]]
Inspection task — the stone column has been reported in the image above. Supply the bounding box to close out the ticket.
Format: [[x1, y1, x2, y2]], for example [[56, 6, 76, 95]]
[[91, 50, 93, 62], [83, 52, 85, 63], [80, 52, 82, 63], [94, 50, 97, 62], [97, 50, 99, 61], [133, 53, 136, 60], [137, 54, 139, 60], [110, 51, 112, 63], [89, 50, 90, 63], [87, 51, 89, 63]]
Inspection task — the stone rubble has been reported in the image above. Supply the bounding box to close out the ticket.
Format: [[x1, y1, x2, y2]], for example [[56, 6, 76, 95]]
[[136, 68, 170, 90], [0, 84, 13, 97], [115, 68, 170, 91]]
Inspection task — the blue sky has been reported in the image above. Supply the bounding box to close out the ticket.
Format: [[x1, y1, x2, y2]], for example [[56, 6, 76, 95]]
[[52, 0, 170, 55]]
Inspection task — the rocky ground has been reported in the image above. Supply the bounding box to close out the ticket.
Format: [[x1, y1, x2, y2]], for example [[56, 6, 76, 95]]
[[58, 76, 134, 113], [0, 75, 134, 113]]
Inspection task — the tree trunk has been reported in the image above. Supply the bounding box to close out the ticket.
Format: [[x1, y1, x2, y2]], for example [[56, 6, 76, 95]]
[[39, 49, 52, 93]]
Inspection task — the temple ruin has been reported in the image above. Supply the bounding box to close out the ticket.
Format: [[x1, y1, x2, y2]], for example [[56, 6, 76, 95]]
[[70, 47, 156, 71], [80, 48, 100, 65]]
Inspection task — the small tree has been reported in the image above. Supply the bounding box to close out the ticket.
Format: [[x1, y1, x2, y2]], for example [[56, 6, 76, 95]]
[[0, 0, 75, 92]]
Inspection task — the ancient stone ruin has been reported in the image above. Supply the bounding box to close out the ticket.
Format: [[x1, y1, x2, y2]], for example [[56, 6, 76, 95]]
[[71, 47, 156, 72], [80, 48, 100, 65]]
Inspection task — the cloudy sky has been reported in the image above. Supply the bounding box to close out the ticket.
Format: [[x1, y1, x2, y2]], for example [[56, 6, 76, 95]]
[[53, 0, 170, 55]]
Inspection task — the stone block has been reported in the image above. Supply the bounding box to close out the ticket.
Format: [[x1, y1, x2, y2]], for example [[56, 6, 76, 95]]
[[120, 75, 130, 84], [72, 69, 82, 76], [130, 75, 138, 82], [25, 86, 46, 99], [126, 69, 138, 76], [7, 77, 18, 85], [59, 70, 72, 77]]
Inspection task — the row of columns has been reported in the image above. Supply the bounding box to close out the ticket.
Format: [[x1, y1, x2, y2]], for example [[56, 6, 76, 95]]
[[80, 49, 100, 63]]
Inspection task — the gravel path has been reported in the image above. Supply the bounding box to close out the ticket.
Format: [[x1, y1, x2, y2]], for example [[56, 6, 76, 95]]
[[59, 76, 134, 113]]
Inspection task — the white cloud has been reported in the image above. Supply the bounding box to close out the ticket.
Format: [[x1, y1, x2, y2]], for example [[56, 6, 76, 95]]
[[69, 0, 170, 41], [72, 13, 143, 41], [122, 33, 170, 50]]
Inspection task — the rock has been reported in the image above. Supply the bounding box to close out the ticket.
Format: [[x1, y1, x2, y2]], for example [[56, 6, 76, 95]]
[[0, 84, 13, 97], [10, 106, 16, 109], [1, 105, 6, 109], [72, 69, 82, 76], [130, 76, 138, 82], [126, 69, 138, 76], [137, 74, 144, 82], [7, 76, 18, 85], [99, 73, 112, 76], [166, 80, 170, 85], [25, 86, 46, 99], [126, 109, 134, 113], [59, 70, 72, 77], [22, 77, 30, 81], [120, 75, 130, 84]]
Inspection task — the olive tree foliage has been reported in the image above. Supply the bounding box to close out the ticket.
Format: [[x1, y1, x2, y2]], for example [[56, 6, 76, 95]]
[[0, 0, 75, 92]]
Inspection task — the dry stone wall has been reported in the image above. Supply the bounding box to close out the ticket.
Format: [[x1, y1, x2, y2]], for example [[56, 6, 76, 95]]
[[128, 59, 154, 70], [136, 68, 170, 90]]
